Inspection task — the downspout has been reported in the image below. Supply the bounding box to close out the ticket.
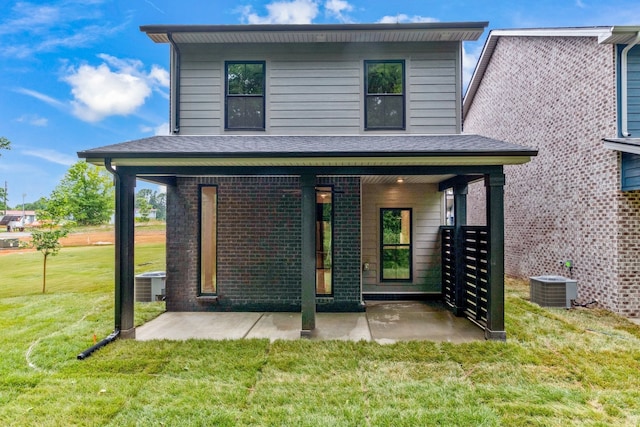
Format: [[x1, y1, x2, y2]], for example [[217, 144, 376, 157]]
[[77, 330, 120, 360], [167, 32, 181, 134], [77, 158, 120, 360], [620, 32, 640, 137]]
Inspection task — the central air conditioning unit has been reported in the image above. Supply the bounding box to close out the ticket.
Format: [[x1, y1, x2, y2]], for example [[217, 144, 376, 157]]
[[530, 275, 577, 309], [135, 271, 166, 302]]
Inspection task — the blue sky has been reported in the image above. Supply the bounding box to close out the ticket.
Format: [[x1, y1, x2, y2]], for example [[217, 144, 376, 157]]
[[1, 0, 640, 206]]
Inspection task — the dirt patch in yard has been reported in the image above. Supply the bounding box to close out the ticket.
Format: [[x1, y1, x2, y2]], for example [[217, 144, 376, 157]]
[[0, 228, 166, 256], [59, 229, 165, 247]]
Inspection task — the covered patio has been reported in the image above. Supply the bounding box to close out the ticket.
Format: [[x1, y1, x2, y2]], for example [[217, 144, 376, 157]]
[[136, 300, 485, 343], [78, 134, 537, 342]]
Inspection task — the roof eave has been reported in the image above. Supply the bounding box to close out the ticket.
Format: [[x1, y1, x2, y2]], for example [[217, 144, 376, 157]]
[[598, 26, 640, 44], [81, 152, 537, 169], [603, 137, 640, 155], [140, 22, 489, 44]]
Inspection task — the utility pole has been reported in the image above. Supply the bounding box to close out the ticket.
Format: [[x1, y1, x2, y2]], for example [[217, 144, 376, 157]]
[[3, 181, 6, 216]]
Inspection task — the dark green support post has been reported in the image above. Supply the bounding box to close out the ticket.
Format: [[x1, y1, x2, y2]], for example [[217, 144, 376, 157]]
[[300, 174, 316, 336], [485, 172, 506, 341], [114, 169, 136, 339], [453, 180, 468, 316]]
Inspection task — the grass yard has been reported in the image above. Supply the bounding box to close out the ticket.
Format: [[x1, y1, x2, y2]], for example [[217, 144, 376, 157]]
[[1, 244, 640, 426]]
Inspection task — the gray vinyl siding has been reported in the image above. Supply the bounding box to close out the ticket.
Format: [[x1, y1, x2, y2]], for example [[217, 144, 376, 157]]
[[175, 42, 460, 135], [409, 57, 459, 133], [270, 61, 361, 133], [361, 183, 443, 294], [178, 52, 222, 133]]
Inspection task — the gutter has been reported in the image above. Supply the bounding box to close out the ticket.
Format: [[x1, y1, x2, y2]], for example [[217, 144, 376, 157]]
[[75, 157, 123, 360], [167, 33, 181, 134], [621, 32, 640, 137]]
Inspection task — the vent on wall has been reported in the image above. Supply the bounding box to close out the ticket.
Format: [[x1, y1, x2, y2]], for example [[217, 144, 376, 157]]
[[530, 275, 577, 309]]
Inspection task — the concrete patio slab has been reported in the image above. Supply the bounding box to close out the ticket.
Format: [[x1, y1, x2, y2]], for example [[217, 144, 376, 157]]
[[136, 312, 262, 341], [134, 301, 485, 343], [365, 301, 485, 344], [245, 312, 371, 341]]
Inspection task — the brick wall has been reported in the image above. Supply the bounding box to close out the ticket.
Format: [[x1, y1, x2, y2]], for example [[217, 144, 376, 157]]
[[320, 176, 362, 311], [617, 191, 640, 316], [166, 175, 362, 312], [464, 36, 640, 315]]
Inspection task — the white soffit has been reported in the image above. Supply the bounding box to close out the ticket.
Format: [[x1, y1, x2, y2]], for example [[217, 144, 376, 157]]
[[142, 23, 488, 44], [598, 26, 640, 44], [489, 27, 609, 38], [603, 138, 640, 155]]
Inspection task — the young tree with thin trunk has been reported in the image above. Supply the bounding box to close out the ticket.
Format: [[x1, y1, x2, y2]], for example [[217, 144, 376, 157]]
[[0, 137, 9, 211], [24, 207, 71, 293], [29, 227, 69, 293]]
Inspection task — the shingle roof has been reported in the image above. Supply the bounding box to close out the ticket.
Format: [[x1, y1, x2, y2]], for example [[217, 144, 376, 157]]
[[78, 134, 537, 159]]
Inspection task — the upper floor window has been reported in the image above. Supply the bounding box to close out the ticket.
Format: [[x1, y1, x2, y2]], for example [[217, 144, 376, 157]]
[[225, 61, 265, 130], [365, 60, 405, 130]]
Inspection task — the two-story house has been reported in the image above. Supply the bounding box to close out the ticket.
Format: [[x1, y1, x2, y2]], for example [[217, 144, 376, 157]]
[[78, 23, 536, 340], [463, 26, 640, 318]]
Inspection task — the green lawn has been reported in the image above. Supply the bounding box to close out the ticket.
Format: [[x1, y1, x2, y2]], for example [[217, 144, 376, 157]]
[[1, 245, 640, 426]]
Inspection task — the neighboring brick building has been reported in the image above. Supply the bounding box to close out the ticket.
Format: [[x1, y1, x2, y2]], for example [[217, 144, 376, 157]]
[[463, 27, 640, 317], [79, 23, 537, 339]]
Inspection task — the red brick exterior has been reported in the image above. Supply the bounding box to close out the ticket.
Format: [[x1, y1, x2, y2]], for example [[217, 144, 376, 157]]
[[465, 36, 640, 316], [166, 176, 362, 312]]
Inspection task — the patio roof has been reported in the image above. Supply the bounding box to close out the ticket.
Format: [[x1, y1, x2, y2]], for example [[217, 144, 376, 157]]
[[78, 134, 537, 168]]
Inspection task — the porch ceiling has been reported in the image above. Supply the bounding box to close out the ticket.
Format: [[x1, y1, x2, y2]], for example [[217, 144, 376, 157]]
[[361, 175, 454, 184]]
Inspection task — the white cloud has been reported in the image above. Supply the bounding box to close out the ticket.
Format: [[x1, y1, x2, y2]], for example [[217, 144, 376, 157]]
[[0, 1, 129, 59], [462, 43, 483, 92], [149, 65, 170, 87], [143, 0, 166, 14], [0, 3, 60, 35], [154, 122, 171, 136], [16, 114, 49, 127], [64, 63, 150, 122], [14, 87, 66, 109], [141, 122, 171, 135], [22, 149, 77, 166], [378, 14, 439, 24], [241, 0, 320, 24], [63, 55, 170, 123], [324, 0, 353, 22]]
